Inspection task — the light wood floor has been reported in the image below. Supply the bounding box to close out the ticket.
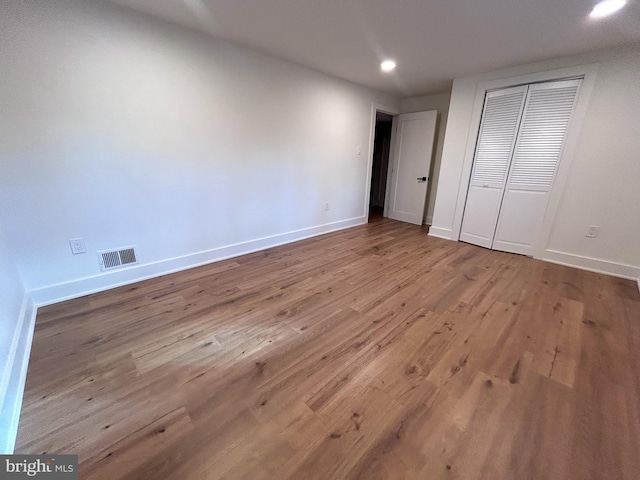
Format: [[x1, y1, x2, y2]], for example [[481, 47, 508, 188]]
[[17, 217, 640, 479]]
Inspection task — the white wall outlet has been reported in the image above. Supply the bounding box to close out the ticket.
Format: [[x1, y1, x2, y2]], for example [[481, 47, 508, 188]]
[[586, 225, 599, 238], [356, 146, 362, 156], [325, 201, 330, 211], [69, 238, 86, 254]]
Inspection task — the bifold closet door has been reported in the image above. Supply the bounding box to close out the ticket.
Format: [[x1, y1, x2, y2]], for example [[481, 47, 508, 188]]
[[459, 86, 527, 248], [492, 79, 581, 255]]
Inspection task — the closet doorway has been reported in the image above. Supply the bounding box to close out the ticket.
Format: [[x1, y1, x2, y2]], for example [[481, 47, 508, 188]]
[[369, 112, 393, 220], [460, 79, 582, 256]]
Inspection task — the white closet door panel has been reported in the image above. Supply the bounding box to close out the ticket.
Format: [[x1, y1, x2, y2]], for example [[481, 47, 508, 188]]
[[505, 80, 581, 191], [460, 85, 527, 248], [468, 87, 527, 189], [459, 185, 503, 248], [492, 189, 547, 255], [493, 79, 581, 255]]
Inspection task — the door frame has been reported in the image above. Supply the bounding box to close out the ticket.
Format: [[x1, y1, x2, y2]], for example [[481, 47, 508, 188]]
[[364, 103, 400, 219], [450, 63, 599, 259]]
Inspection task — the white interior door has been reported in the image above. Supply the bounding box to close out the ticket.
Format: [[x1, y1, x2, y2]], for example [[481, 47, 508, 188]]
[[459, 86, 527, 247], [386, 111, 437, 225], [492, 79, 582, 255]]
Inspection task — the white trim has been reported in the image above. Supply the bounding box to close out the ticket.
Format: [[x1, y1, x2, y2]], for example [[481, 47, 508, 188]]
[[3, 215, 637, 454], [427, 226, 454, 241], [2, 215, 369, 451], [367, 103, 400, 219], [542, 249, 640, 280], [30, 216, 366, 307], [367, 104, 401, 215], [0, 296, 28, 418], [383, 115, 399, 218], [0, 295, 36, 454], [426, 215, 433, 226], [450, 63, 600, 248]]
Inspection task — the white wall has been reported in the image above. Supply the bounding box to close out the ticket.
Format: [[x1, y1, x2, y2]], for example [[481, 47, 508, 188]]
[[430, 43, 640, 279], [0, 0, 398, 304], [401, 92, 451, 224]]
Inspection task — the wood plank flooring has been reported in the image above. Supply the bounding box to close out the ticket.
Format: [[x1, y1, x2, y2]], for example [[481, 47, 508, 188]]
[[16, 217, 640, 479]]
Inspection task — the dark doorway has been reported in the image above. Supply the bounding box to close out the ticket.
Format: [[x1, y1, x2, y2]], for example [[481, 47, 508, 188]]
[[369, 112, 393, 221]]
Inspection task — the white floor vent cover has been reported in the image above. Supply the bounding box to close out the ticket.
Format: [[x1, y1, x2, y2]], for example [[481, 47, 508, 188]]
[[98, 246, 138, 271]]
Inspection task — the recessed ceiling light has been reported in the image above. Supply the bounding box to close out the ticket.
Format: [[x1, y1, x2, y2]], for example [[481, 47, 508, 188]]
[[590, 0, 627, 18], [381, 60, 396, 72]]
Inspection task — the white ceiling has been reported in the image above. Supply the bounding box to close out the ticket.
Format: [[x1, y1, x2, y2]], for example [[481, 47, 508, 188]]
[[108, 0, 640, 97]]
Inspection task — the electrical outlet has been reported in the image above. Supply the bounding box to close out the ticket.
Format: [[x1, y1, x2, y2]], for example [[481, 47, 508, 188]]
[[69, 238, 86, 254], [356, 146, 362, 156], [325, 201, 330, 211], [586, 225, 599, 238]]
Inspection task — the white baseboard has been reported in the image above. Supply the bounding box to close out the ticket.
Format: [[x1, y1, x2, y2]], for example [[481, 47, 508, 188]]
[[0, 297, 26, 420], [542, 249, 640, 281], [0, 295, 28, 424], [10, 219, 637, 454], [427, 225, 454, 241], [30, 216, 367, 307], [2, 216, 367, 452], [0, 295, 36, 454]]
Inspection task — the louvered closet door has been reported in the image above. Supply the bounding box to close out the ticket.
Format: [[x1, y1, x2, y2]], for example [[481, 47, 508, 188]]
[[492, 79, 582, 255], [459, 86, 527, 248]]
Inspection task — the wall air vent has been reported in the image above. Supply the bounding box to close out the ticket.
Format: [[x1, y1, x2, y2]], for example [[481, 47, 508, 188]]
[[98, 246, 138, 271]]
